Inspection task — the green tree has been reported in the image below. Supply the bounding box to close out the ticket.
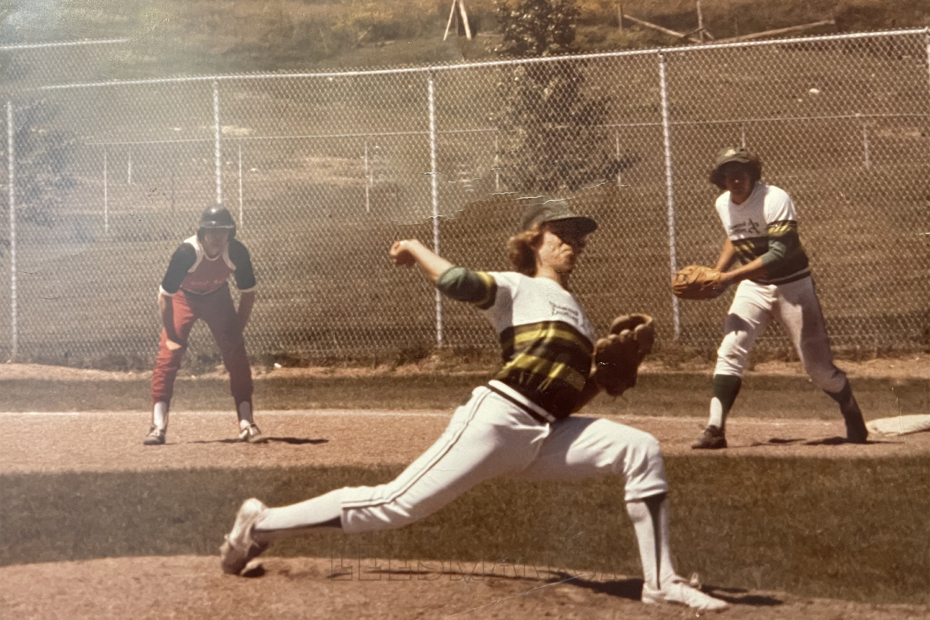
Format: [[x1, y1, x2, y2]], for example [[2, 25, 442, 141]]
[[12, 99, 78, 228], [493, 0, 613, 193], [0, 4, 83, 262]]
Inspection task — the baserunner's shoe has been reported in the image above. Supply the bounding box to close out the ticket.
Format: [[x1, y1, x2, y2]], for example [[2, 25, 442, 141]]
[[691, 425, 727, 450], [143, 426, 166, 446], [642, 578, 729, 611], [238, 424, 268, 444], [220, 498, 269, 575]]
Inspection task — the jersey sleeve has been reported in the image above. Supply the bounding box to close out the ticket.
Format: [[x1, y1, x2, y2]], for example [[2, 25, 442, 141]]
[[436, 267, 497, 309], [763, 186, 798, 224], [159, 244, 197, 295], [228, 239, 257, 292], [760, 221, 801, 268]]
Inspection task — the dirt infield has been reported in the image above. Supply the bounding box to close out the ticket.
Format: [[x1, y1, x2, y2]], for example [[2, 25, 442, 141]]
[[2, 412, 929, 619], [1, 358, 929, 619], [1, 410, 929, 475], [3, 555, 930, 620]]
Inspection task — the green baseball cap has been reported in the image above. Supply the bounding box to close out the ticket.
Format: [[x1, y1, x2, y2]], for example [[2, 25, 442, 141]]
[[520, 199, 598, 235], [714, 146, 753, 170]]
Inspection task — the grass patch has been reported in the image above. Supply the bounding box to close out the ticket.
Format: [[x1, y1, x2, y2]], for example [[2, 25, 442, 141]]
[[2, 456, 927, 604], [1, 372, 926, 419]]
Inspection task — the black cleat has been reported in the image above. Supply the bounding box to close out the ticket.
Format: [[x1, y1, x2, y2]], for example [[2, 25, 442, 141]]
[[691, 425, 727, 450]]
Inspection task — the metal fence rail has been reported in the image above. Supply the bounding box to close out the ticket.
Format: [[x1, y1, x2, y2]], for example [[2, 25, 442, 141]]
[[1, 29, 928, 365]]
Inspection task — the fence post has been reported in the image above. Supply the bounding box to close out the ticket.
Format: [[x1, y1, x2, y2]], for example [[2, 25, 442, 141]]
[[658, 53, 681, 340], [213, 80, 223, 204], [7, 101, 17, 362], [428, 70, 443, 348]]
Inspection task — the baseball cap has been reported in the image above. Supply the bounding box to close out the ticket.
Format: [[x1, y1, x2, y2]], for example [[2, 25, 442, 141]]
[[520, 199, 598, 235], [713, 146, 753, 170]]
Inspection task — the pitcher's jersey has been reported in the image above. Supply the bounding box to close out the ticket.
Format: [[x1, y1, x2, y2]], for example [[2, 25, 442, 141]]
[[160, 235, 257, 296], [715, 183, 810, 285], [474, 271, 596, 420]]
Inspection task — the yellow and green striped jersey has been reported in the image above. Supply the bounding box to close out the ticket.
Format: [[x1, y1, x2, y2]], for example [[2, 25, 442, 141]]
[[715, 183, 811, 285], [437, 268, 595, 419]]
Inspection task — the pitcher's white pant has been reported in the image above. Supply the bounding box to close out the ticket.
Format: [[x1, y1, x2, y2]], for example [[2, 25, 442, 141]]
[[339, 384, 668, 534], [715, 276, 846, 393]]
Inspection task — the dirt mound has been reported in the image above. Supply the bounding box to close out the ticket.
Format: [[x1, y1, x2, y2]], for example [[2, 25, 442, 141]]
[[2, 555, 927, 620]]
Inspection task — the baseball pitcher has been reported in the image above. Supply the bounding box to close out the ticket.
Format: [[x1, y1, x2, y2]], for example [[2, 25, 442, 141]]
[[219, 200, 728, 612]]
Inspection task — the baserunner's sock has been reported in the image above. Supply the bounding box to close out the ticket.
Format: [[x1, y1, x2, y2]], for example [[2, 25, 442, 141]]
[[153, 401, 169, 431], [237, 401, 254, 430]]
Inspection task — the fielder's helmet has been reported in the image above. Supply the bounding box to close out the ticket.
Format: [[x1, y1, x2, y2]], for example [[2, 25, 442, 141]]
[[198, 204, 236, 239]]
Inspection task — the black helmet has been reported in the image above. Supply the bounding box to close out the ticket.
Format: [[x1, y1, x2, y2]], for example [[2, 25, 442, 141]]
[[198, 204, 236, 238]]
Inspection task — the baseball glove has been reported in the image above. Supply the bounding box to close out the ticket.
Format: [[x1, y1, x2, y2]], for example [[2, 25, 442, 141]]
[[592, 313, 655, 397], [672, 265, 724, 300]]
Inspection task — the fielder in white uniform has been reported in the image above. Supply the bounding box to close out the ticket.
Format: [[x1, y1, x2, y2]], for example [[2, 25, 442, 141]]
[[692, 147, 868, 449], [220, 200, 729, 612]]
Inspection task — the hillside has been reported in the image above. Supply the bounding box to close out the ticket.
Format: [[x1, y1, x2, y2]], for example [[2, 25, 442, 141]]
[[2, 0, 929, 81]]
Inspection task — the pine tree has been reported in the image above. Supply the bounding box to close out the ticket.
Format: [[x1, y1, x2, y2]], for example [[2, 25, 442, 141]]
[[493, 0, 612, 193]]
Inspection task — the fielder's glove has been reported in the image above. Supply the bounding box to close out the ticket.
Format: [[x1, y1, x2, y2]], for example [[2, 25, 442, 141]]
[[592, 313, 655, 397], [672, 265, 725, 300]]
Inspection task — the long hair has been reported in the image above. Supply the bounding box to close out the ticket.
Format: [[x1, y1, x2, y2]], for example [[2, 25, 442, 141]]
[[507, 224, 546, 276], [709, 154, 763, 190]]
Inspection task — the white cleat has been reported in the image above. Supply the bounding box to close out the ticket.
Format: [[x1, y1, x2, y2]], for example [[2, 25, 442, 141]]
[[220, 498, 269, 575], [642, 578, 729, 611], [142, 426, 166, 446], [238, 424, 268, 444]]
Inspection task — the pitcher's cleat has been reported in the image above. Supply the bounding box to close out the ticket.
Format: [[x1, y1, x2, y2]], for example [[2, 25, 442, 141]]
[[220, 498, 269, 575], [691, 425, 727, 450], [238, 424, 268, 444], [642, 578, 729, 611], [143, 426, 166, 446]]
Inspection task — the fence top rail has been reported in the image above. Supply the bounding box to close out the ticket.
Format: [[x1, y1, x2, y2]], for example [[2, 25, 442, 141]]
[[83, 111, 930, 147], [1, 38, 129, 51], [33, 27, 930, 92]]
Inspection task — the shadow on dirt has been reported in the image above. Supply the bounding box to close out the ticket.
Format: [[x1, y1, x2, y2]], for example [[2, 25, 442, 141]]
[[748, 436, 901, 447], [189, 437, 329, 445]]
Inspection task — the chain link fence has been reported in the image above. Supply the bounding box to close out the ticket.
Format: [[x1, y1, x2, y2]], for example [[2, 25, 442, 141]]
[[1, 29, 928, 366]]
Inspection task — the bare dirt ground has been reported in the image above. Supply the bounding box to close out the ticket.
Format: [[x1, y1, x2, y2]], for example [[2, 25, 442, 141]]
[[1, 357, 929, 619], [4, 555, 930, 620], [1, 410, 929, 475]]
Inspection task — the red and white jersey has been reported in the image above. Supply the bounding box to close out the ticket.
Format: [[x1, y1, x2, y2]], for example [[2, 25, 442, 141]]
[[159, 235, 256, 296]]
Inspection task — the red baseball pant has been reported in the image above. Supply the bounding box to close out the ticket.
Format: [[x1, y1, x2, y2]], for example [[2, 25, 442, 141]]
[[151, 284, 253, 407]]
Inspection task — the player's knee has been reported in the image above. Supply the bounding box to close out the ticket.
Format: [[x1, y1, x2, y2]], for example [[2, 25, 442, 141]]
[[807, 365, 846, 394], [618, 432, 668, 498], [609, 427, 662, 473], [715, 342, 749, 377]]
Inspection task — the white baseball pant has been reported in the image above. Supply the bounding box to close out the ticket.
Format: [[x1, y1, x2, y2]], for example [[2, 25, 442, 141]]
[[334, 383, 668, 533], [715, 276, 847, 394]]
